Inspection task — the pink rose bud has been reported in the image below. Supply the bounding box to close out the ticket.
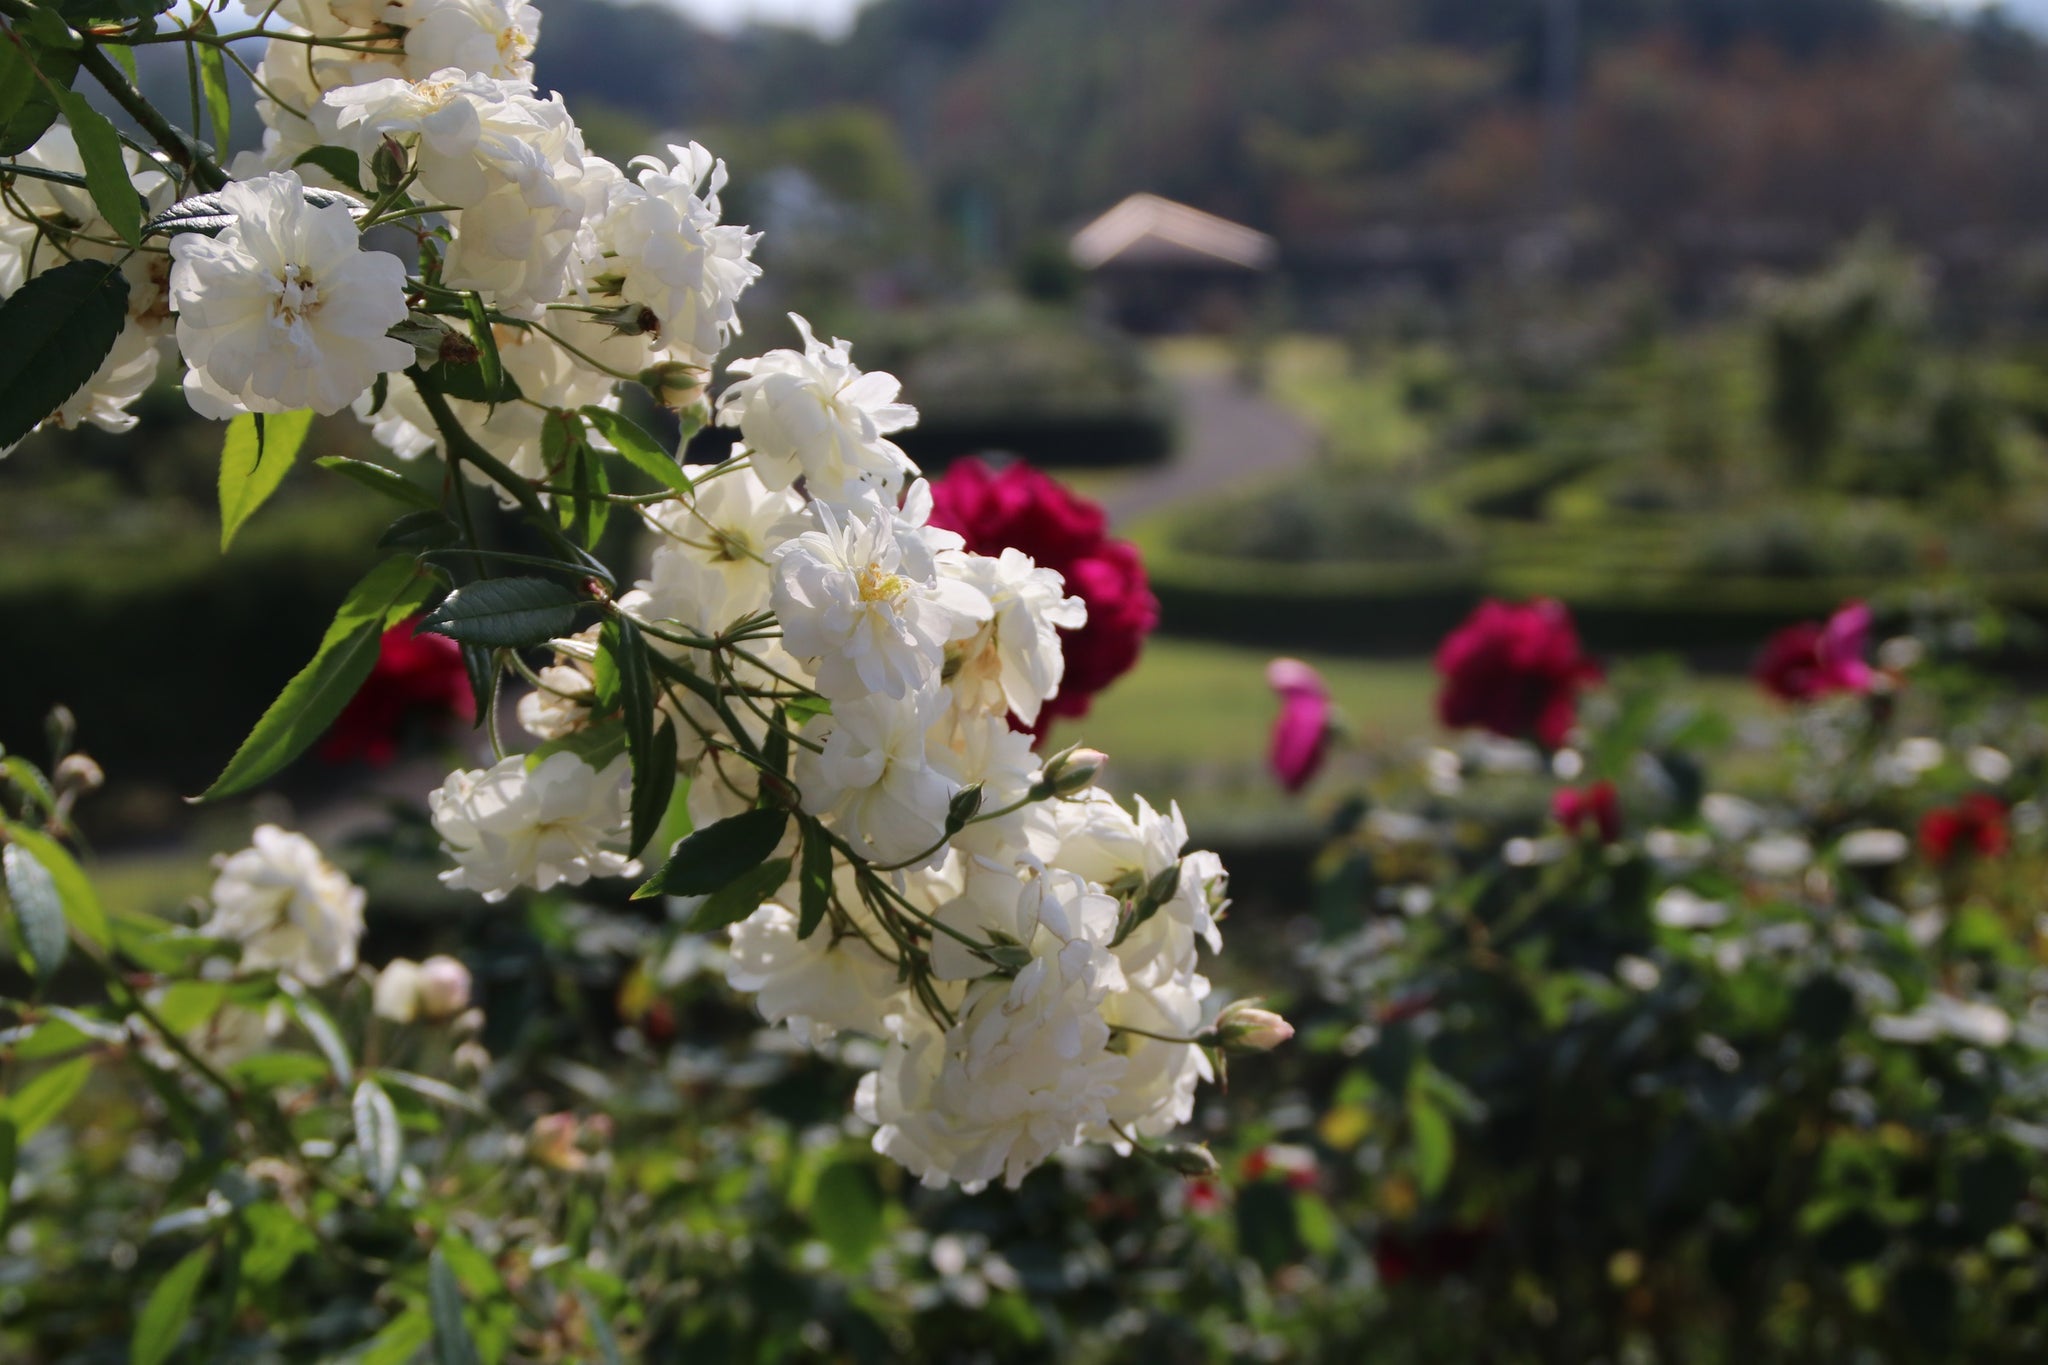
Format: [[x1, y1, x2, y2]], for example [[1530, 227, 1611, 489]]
[[415, 955, 472, 1021], [1214, 999, 1295, 1053], [1266, 657, 1332, 793]]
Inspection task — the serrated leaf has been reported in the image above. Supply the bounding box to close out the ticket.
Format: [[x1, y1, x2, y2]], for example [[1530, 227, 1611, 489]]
[[199, 556, 436, 800], [316, 454, 440, 511], [429, 1251, 482, 1365], [461, 643, 497, 731], [581, 405, 690, 497], [291, 145, 367, 194], [685, 856, 790, 932], [132, 1244, 213, 1365], [0, 823, 105, 949], [198, 40, 230, 148], [0, 30, 77, 156], [52, 88, 140, 244], [635, 808, 788, 900], [145, 184, 367, 239], [4, 842, 66, 978], [420, 576, 582, 648], [219, 410, 315, 551], [0, 256, 128, 450], [352, 1079, 402, 1198], [797, 826, 833, 940], [6, 1055, 90, 1138]]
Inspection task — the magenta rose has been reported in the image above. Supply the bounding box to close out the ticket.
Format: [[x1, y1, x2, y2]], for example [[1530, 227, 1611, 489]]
[[1434, 598, 1601, 749]]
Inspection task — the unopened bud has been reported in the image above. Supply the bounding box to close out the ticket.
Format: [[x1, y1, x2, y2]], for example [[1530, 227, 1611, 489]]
[[638, 361, 705, 413], [595, 302, 661, 338], [1030, 746, 1107, 801], [1152, 1142, 1221, 1177], [372, 958, 423, 1023], [415, 954, 472, 1020], [54, 752, 103, 796], [372, 136, 407, 191], [528, 1112, 588, 1172], [1213, 999, 1294, 1054], [45, 706, 74, 760], [945, 783, 984, 835]]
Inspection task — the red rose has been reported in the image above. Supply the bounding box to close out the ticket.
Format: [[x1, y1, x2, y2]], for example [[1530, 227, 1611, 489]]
[[1434, 598, 1601, 749], [1755, 601, 1875, 702], [928, 458, 1158, 732], [320, 617, 474, 766], [1919, 793, 2008, 865], [1552, 780, 1621, 844]]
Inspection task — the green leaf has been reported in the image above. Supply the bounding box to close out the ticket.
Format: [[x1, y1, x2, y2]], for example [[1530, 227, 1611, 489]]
[[284, 984, 354, 1087], [375, 1069, 487, 1116], [52, 87, 139, 245], [226, 1052, 333, 1089], [635, 808, 788, 900], [429, 1251, 482, 1365], [0, 29, 77, 156], [3, 841, 66, 977], [461, 644, 498, 731], [291, 145, 368, 194], [1409, 1089, 1453, 1197], [376, 507, 460, 549], [199, 556, 437, 800], [810, 1159, 884, 1270], [419, 576, 582, 648], [0, 256, 128, 450], [219, 410, 315, 551], [352, 1079, 402, 1198], [526, 719, 628, 774], [427, 357, 521, 405], [574, 1287, 627, 1365], [144, 185, 366, 239], [133, 1244, 213, 1365], [197, 40, 230, 148], [581, 406, 691, 497], [686, 857, 790, 932], [0, 824, 107, 950], [1, 756, 55, 817], [6, 1056, 90, 1138], [0, 1118, 14, 1229], [355, 1308, 434, 1365], [629, 721, 678, 859], [314, 455, 441, 511], [797, 825, 833, 940], [603, 617, 670, 853]]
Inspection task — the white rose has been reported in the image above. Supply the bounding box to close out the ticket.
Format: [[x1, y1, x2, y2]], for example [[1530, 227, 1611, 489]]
[[794, 690, 957, 866], [168, 171, 413, 416], [204, 825, 366, 985], [430, 752, 640, 901], [596, 142, 762, 365], [943, 549, 1085, 725], [726, 902, 902, 1045]]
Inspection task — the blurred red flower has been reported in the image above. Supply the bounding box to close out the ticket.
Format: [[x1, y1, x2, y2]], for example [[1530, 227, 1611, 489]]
[[1266, 657, 1332, 793], [1755, 600, 1875, 702], [320, 617, 474, 766], [1552, 780, 1621, 844], [1919, 793, 2008, 865], [1435, 598, 1601, 749], [1373, 1224, 1493, 1287], [927, 457, 1158, 732]]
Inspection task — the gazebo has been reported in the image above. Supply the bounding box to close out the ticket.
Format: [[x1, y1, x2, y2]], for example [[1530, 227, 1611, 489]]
[[1070, 193, 1278, 333]]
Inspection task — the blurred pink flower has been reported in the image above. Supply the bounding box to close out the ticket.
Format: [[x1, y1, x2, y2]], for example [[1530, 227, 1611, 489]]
[[1754, 601, 1874, 702], [1267, 657, 1332, 793]]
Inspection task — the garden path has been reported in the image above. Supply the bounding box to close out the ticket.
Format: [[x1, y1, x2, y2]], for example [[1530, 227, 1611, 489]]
[[1098, 368, 1319, 527]]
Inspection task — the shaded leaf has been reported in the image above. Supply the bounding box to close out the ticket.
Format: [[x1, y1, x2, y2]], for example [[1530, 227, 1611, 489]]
[[132, 1244, 213, 1365], [51, 87, 138, 244], [429, 1251, 482, 1365], [352, 1079, 402, 1198], [6, 1055, 90, 1138], [797, 824, 833, 940], [0, 31, 77, 156], [811, 1159, 884, 1269], [3, 841, 66, 977], [145, 184, 366, 238], [629, 720, 678, 858], [1409, 1089, 1453, 1197], [419, 576, 582, 648], [0, 257, 128, 450], [314, 454, 440, 511], [635, 808, 787, 900], [685, 856, 791, 932], [291, 145, 366, 194], [199, 556, 437, 799]]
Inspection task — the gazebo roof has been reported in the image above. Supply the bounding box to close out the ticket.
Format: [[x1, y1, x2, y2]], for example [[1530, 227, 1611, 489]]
[[1070, 193, 1278, 272]]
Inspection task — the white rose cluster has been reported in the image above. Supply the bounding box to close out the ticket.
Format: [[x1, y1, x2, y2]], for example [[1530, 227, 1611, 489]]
[[4, 0, 1273, 1192]]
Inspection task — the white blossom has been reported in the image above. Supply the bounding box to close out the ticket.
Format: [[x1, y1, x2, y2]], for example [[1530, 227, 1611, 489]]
[[204, 825, 366, 985], [795, 690, 957, 866], [944, 550, 1086, 726], [594, 142, 761, 364], [717, 314, 919, 504], [770, 500, 989, 701], [430, 752, 639, 901], [168, 171, 412, 416], [726, 901, 901, 1045]]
